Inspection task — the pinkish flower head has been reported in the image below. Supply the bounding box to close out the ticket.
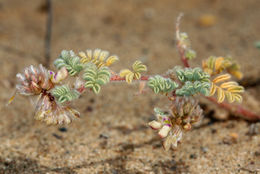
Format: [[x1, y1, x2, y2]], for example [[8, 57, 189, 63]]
[[16, 65, 54, 95]]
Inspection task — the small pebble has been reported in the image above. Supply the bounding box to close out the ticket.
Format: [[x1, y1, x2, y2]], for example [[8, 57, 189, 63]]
[[86, 106, 93, 112], [89, 98, 95, 103], [211, 128, 217, 134], [52, 133, 62, 140], [254, 151, 260, 156], [58, 127, 67, 132], [198, 14, 216, 27], [248, 123, 260, 135], [99, 133, 109, 139], [226, 123, 235, 129], [111, 169, 118, 174], [200, 146, 209, 153], [190, 154, 197, 159], [229, 132, 238, 142]]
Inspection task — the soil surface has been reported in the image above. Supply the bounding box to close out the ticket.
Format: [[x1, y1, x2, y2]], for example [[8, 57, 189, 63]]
[[0, 0, 259, 173]]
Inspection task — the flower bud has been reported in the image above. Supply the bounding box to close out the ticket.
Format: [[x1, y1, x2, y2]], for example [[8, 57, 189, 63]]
[[51, 67, 68, 83], [158, 125, 171, 138], [148, 120, 162, 130], [183, 123, 191, 131]]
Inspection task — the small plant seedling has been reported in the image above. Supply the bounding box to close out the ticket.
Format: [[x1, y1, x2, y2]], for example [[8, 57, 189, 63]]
[[8, 15, 259, 150]]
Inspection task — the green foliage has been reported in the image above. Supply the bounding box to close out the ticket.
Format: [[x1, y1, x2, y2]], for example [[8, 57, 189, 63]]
[[176, 81, 211, 96], [174, 67, 211, 96], [120, 60, 147, 84], [154, 107, 169, 117], [202, 56, 243, 79], [79, 48, 119, 68], [148, 75, 179, 94], [176, 25, 196, 60], [54, 50, 84, 76], [210, 74, 244, 103], [83, 64, 111, 94], [175, 67, 210, 83], [51, 85, 80, 103], [185, 49, 196, 60]]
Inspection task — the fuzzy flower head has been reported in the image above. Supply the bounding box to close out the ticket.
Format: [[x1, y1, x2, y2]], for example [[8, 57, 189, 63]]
[[34, 93, 80, 125], [149, 97, 203, 150], [149, 108, 183, 150], [14, 64, 79, 125], [16, 65, 54, 95], [170, 97, 203, 130]]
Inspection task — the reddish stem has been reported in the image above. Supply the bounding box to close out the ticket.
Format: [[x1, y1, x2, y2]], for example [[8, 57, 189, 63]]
[[76, 74, 150, 95], [177, 37, 260, 120], [110, 74, 150, 81], [206, 97, 260, 120], [177, 41, 190, 68]]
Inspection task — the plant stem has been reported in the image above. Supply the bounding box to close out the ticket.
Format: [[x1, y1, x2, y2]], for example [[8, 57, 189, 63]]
[[176, 13, 190, 68], [206, 97, 260, 120], [177, 41, 190, 68], [110, 74, 150, 81], [176, 34, 260, 121], [76, 75, 150, 94]]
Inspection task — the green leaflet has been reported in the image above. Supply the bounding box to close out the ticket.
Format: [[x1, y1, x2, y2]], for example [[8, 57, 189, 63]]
[[175, 67, 210, 83], [148, 75, 179, 94], [154, 107, 169, 117], [185, 49, 196, 60], [176, 81, 211, 96], [174, 67, 211, 96], [54, 50, 84, 76], [83, 64, 111, 94], [119, 60, 147, 84], [51, 85, 80, 103]]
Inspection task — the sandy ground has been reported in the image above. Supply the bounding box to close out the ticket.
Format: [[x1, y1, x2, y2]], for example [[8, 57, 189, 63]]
[[0, 0, 259, 173]]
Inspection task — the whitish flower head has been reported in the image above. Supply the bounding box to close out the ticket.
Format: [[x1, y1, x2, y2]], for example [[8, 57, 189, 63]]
[[15, 64, 80, 125], [170, 97, 203, 130], [149, 108, 183, 150], [149, 97, 203, 150], [34, 94, 80, 125], [16, 65, 54, 95]]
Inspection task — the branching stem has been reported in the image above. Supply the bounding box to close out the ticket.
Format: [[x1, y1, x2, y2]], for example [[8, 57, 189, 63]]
[[177, 35, 260, 120]]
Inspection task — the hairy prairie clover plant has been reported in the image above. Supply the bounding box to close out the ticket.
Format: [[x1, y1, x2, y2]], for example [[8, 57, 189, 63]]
[[9, 19, 249, 150]]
